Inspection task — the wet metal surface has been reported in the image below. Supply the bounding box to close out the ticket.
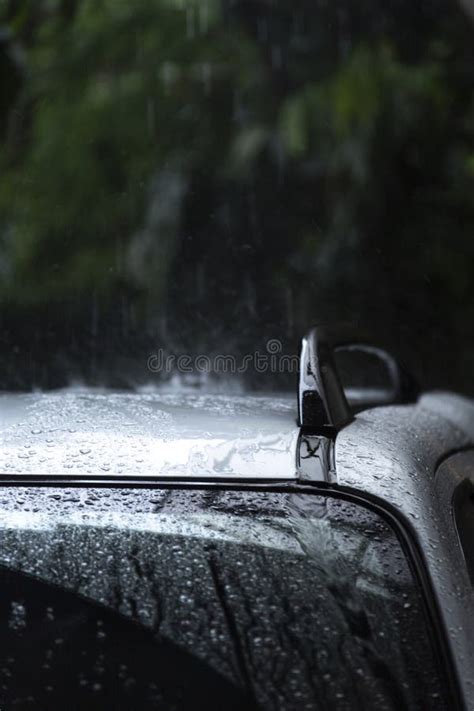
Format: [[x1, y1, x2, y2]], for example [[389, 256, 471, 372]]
[[0, 390, 298, 479]]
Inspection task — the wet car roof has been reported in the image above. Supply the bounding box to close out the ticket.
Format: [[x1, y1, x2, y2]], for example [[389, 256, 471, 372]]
[[0, 389, 298, 478], [1, 389, 474, 480]]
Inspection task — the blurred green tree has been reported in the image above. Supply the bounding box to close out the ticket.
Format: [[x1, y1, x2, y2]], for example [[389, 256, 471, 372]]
[[0, 0, 473, 390]]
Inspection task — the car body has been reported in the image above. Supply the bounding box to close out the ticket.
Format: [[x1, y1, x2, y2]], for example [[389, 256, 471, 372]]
[[0, 379, 473, 709]]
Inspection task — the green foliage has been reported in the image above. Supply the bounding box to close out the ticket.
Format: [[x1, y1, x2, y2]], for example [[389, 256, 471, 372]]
[[0, 0, 261, 302], [0, 0, 473, 389]]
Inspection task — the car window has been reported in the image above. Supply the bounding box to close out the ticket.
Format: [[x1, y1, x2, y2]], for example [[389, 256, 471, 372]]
[[0, 487, 450, 709], [452, 479, 474, 586]]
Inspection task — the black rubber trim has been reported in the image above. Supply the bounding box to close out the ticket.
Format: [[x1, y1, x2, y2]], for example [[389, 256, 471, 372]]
[[0, 475, 463, 709], [0, 475, 298, 489]]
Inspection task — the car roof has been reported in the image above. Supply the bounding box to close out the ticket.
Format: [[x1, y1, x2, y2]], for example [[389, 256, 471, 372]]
[[0, 389, 298, 479], [1, 388, 473, 480]]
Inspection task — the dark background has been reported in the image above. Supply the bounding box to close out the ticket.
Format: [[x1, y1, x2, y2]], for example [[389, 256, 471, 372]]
[[0, 0, 473, 393]]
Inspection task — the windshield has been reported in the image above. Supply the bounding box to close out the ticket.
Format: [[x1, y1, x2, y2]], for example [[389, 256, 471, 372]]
[[0, 1, 473, 395], [0, 487, 450, 709]]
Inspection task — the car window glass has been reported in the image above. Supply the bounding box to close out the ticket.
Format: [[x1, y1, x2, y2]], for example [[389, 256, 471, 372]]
[[0, 488, 449, 709], [452, 479, 474, 586]]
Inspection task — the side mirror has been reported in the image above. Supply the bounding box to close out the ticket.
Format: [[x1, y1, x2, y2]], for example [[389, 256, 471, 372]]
[[298, 327, 419, 435]]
